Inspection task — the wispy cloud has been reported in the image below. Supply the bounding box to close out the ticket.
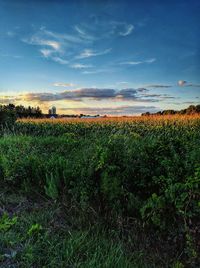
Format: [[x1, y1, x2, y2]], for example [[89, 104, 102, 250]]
[[116, 81, 129, 85], [120, 58, 156, 65], [178, 80, 200, 87], [76, 48, 112, 59], [7, 31, 16, 37], [70, 63, 93, 69], [118, 24, 134, 36], [75, 18, 134, 40], [51, 57, 68, 64], [3, 88, 174, 103], [74, 25, 95, 41], [22, 17, 133, 66], [22, 27, 81, 65], [146, 84, 172, 88], [178, 80, 187, 86], [82, 68, 112, 74], [0, 54, 22, 59], [21, 16, 135, 68], [145, 58, 156, 63], [53, 82, 75, 87], [23, 35, 61, 51], [120, 61, 142, 65], [60, 105, 157, 115], [40, 49, 53, 58]]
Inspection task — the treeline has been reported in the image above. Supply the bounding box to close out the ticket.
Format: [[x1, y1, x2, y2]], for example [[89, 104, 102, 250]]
[[0, 104, 42, 126], [142, 104, 200, 116]]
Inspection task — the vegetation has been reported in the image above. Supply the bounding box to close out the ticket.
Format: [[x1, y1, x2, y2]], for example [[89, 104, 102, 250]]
[[0, 115, 200, 267], [142, 104, 200, 116], [0, 104, 42, 122]]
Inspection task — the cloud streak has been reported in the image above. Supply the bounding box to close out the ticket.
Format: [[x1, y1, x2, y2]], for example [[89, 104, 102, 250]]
[[70, 63, 93, 69], [0, 88, 175, 104], [120, 58, 156, 65], [60, 105, 157, 115], [146, 84, 172, 88], [178, 80, 200, 87], [76, 48, 112, 59], [22, 17, 134, 66], [53, 82, 75, 87]]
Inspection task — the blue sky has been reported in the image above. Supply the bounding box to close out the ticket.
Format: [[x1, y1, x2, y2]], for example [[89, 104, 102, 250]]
[[0, 0, 200, 115]]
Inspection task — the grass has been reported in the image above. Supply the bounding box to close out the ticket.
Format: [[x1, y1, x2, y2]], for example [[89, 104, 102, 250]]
[[0, 115, 200, 267], [0, 190, 187, 268]]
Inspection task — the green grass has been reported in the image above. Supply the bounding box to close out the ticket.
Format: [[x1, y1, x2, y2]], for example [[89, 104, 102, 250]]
[[0, 191, 188, 268], [0, 118, 200, 266]]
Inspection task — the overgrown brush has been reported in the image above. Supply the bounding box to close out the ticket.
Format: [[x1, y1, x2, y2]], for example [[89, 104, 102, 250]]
[[0, 115, 200, 265]]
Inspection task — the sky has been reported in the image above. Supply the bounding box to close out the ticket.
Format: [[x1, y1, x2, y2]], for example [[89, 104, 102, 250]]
[[0, 0, 200, 115]]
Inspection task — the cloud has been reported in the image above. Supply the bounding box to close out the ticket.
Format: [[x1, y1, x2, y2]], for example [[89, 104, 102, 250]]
[[7, 31, 16, 37], [40, 49, 52, 58], [185, 83, 200, 88], [40, 28, 83, 43], [60, 105, 157, 115], [23, 35, 61, 51], [74, 25, 95, 41], [117, 23, 134, 36], [3, 88, 173, 104], [76, 48, 112, 59], [177, 80, 200, 87], [82, 68, 111, 74], [0, 54, 22, 59], [22, 27, 82, 64], [120, 58, 156, 65], [51, 57, 68, 64], [0, 95, 21, 104], [121, 61, 142, 65], [146, 84, 172, 88], [145, 58, 156, 63], [53, 83, 75, 87], [116, 81, 129, 85], [70, 63, 93, 69], [21, 17, 134, 67], [178, 80, 187, 86], [75, 18, 134, 40], [137, 88, 149, 92]]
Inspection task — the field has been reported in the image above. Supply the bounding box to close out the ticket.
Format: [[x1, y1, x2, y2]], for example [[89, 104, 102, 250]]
[[0, 115, 200, 267]]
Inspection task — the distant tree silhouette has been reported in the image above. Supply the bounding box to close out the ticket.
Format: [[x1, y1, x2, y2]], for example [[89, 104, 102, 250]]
[[0, 104, 43, 126], [142, 104, 200, 116]]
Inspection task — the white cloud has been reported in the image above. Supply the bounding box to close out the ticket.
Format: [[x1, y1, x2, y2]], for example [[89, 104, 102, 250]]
[[120, 61, 142, 65], [119, 24, 134, 36], [23, 36, 61, 51], [145, 58, 156, 63], [116, 81, 129, 84], [51, 57, 68, 64], [177, 80, 200, 87], [74, 25, 95, 41], [40, 49, 53, 58], [178, 80, 187, 86], [120, 58, 156, 65], [82, 68, 111, 74], [53, 82, 75, 87], [76, 48, 112, 59], [41, 28, 83, 43], [7, 31, 16, 37], [70, 63, 93, 69]]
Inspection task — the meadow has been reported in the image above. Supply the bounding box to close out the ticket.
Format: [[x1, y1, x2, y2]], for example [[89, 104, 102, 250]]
[[0, 115, 200, 267]]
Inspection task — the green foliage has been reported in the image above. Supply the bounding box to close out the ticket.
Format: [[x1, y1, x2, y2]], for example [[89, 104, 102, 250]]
[[27, 223, 43, 236], [0, 117, 200, 265], [0, 213, 18, 232], [45, 172, 60, 199]]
